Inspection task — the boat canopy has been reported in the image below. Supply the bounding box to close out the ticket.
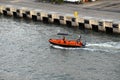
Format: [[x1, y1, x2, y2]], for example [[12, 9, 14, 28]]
[[57, 33, 69, 36]]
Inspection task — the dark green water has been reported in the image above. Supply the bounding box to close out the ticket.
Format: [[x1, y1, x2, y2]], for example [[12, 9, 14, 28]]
[[0, 16, 120, 80]]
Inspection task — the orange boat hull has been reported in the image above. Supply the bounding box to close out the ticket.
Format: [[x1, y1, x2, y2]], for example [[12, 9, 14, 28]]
[[49, 39, 85, 48]]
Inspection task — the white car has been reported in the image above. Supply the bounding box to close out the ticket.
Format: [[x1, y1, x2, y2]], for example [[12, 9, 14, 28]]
[[64, 0, 81, 4]]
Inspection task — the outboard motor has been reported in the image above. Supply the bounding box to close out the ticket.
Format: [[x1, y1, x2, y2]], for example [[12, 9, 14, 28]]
[[82, 41, 86, 47]]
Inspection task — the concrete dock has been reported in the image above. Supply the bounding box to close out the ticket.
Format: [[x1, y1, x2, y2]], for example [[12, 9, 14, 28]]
[[0, 0, 120, 34]]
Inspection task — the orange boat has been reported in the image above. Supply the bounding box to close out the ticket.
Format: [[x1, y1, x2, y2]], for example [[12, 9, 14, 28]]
[[49, 33, 86, 48], [49, 39, 85, 48]]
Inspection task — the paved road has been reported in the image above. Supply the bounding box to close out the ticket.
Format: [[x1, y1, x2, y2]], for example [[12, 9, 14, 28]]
[[0, 0, 120, 21]]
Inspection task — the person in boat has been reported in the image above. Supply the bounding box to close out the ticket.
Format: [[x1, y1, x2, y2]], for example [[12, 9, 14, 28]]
[[76, 35, 81, 43], [63, 36, 66, 43], [63, 36, 65, 40]]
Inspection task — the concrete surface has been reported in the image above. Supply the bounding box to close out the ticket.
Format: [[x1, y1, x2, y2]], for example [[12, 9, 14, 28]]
[[0, 0, 120, 21]]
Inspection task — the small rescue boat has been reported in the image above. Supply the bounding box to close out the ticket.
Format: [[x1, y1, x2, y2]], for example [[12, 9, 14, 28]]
[[49, 33, 86, 48]]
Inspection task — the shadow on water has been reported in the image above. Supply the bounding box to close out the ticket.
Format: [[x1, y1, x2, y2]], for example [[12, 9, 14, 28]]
[[1, 15, 120, 36]]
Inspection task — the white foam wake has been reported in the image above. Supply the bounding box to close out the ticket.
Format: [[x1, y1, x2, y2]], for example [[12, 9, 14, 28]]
[[86, 42, 120, 50], [50, 42, 120, 52]]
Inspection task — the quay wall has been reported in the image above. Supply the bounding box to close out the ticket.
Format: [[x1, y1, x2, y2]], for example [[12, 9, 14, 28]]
[[0, 5, 120, 34]]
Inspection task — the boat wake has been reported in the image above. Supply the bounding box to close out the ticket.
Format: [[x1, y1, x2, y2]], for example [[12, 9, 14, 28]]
[[86, 42, 120, 49], [50, 42, 120, 52], [85, 42, 120, 52]]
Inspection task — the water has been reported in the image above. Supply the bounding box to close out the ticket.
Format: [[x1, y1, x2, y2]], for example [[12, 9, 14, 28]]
[[0, 16, 120, 80]]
